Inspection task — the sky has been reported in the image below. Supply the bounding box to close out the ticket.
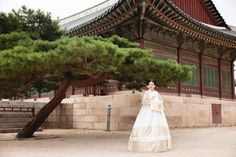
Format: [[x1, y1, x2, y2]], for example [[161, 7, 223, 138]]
[[0, 0, 236, 26]]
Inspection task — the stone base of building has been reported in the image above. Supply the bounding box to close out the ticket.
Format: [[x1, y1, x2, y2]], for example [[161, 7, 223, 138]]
[[1, 91, 236, 131]]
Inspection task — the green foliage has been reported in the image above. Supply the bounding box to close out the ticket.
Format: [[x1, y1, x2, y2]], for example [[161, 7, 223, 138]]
[[0, 6, 63, 41], [114, 48, 193, 89], [0, 33, 193, 98], [0, 32, 32, 50], [108, 35, 138, 48]]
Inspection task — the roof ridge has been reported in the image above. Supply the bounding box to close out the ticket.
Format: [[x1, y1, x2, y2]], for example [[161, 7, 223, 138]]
[[59, 0, 119, 25]]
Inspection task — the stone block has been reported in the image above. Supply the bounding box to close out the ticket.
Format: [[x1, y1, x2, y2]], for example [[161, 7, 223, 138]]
[[118, 123, 133, 131], [62, 108, 73, 116], [48, 115, 59, 122], [74, 97, 93, 104], [183, 97, 204, 104], [73, 122, 93, 129], [73, 103, 87, 109], [110, 108, 120, 115], [60, 116, 73, 122], [163, 95, 183, 103], [62, 103, 73, 108], [34, 103, 45, 109], [120, 107, 140, 116], [93, 123, 106, 130], [60, 122, 72, 129], [88, 108, 106, 116], [73, 109, 88, 116], [198, 110, 208, 117], [166, 116, 183, 127], [110, 116, 120, 123], [129, 94, 142, 107], [112, 94, 131, 107], [55, 107, 62, 115], [164, 103, 185, 116], [94, 116, 106, 123], [46, 122, 59, 129], [110, 123, 119, 131], [118, 116, 136, 123], [88, 96, 113, 108], [73, 115, 96, 122]]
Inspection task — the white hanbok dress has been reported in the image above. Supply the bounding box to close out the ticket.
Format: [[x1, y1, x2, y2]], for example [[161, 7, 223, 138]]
[[128, 90, 171, 152]]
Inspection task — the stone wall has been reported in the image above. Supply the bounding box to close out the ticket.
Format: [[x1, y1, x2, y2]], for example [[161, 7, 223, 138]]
[[0, 101, 73, 129], [163, 95, 236, 128], [41, 103, 73, 129], [72, 92, 236, 130], [72, 94, 141, 131], [1, 92, 236, 131]]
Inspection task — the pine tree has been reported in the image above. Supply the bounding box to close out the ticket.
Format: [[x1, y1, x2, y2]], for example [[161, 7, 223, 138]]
[[0, 34, 192, 138], [0, 5, 193, 138]]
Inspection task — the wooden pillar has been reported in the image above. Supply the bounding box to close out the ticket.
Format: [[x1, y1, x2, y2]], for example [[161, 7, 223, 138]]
[[89, 86, 91, 94], [218, 58, 222, 99], [54, 90, 57, 97], [84, 87, 88, 96], [72, 86, 75, 95], [38, 91, 41, 98], [104, 82, 107, 95], [139, 38, 144, 48], [199, 53, 204, 97], [137, 18, 144, 49], [177, 47, 181, 95], [91, 86, 93, 95], [24, 90, 28, 99], [231, 61, 235, 99], [93, 85, 96, 96]]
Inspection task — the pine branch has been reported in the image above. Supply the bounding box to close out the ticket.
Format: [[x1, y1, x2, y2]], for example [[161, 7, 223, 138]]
[[71, 73, 111, 87]]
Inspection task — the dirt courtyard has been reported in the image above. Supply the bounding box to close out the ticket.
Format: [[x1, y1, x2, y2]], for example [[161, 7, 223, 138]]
[[0, 127, 236, 157]]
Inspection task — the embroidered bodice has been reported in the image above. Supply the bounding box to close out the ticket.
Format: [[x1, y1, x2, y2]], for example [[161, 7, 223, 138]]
[[142, 90, 164, 111]]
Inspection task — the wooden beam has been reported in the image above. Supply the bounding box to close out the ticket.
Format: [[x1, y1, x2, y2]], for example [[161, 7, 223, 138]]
[[139, 1, 146, 20], [218, 58, 222, 99], [231, 61, 235, 99], [138, 1, 147, 38]]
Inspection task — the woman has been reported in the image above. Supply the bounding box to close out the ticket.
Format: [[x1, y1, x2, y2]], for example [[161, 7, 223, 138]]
[[128, 81, 171, 152]]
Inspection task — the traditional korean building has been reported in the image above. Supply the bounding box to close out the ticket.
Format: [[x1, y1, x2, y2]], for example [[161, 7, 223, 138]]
[[60, 0, 236, 99]]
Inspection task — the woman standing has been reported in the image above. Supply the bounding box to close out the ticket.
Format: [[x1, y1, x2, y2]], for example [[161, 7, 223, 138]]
[[128, 81, 171, 152]]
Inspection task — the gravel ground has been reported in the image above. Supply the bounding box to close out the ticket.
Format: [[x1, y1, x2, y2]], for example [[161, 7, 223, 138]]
[[0, 127, 236, 157]]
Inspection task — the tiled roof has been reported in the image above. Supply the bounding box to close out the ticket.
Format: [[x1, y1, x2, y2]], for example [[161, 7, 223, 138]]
[[203, 0, 229, 29], [59, 0, 236, 48], [201, 23, 236, 37], [60, 0, 121, 32]]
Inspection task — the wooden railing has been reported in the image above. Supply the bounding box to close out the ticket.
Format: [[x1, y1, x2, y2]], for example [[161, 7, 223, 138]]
[[0, 106, 35, 117]]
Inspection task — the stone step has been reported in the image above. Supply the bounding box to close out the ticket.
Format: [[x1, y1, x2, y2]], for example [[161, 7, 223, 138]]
[[0, 118, 32, 123], [0, 123, 28, 128], [0, 128, 21, 133], [0, 127, 43, 133], [0, 112, 32, 118]]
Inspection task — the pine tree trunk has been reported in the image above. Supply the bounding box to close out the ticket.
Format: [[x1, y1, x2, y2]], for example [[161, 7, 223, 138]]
[[16, 79, 70, 138]]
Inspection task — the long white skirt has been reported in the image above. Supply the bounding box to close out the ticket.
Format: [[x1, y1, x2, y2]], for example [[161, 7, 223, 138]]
[[128, 105, 171, 152]]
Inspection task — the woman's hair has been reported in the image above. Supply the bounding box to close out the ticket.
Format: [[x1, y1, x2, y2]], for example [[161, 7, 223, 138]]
[[148, 79, 155, 85], [148, 81, 156, 86]]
